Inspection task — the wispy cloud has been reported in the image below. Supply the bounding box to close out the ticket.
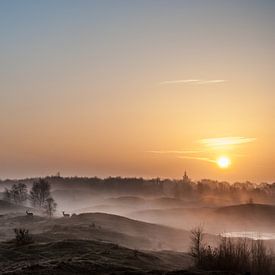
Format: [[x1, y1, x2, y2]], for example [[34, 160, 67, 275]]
[[159, 79, 200, 85], [177, 156, 216, 163], [147, 136, 255, 165], [148, 149, 217, 164], [148, 150, 203, 154], [199, 137, 256, 148], [159, 79, 226, 85], [197, 80, 226, 84]]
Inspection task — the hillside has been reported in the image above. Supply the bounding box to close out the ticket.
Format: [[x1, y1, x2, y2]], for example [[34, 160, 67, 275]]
[[0, 239, 194, 274], [0, 212, 194, 251], [0, 200, 29, 214], [130, 203, 275, 233], [213, 203, 275, 230], [0, 211, 244, 274], [0, 238, 242, 275], [216, 203, 275, 218]]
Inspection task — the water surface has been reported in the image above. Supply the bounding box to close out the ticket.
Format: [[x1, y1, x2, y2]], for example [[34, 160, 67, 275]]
[[221, 232, 275, 240]]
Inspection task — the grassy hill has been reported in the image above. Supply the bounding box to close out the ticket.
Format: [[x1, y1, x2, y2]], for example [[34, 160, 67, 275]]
[[0, 237, 247, 274], [0, 200, 29, 214], [0, 212, 193, 251], [0, 239, 194, 274], [0, 212, 197, 274]]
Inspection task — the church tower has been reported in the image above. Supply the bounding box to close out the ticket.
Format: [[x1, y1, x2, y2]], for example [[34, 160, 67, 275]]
[[183, 170, 189, 183]]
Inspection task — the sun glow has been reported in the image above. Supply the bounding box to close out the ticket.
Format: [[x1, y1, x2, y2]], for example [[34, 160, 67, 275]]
[[217, 156, 231, 169]]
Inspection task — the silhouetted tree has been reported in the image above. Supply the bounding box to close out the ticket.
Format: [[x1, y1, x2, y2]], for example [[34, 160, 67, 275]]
[[190, 226, 205, 266], [174, 182, 180, 199], [29, 179, 51, 208], [3, 183, 28, 205], [43, 197, 57, 217]]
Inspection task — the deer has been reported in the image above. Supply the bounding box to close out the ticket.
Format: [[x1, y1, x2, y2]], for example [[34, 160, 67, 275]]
[[62, 211, 70, 217], [26, 210, 34, 217]]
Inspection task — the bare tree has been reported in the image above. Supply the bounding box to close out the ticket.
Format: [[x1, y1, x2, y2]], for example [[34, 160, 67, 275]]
[[190, 228, 273, 274], [3, 183, 28, 205], [29, 179, 51, 208], [43, 197, 57, 217], [190, 225, 205, 266]]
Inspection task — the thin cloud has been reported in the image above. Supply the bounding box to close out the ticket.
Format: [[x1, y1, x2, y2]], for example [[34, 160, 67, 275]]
[[148, 150, 204, 154], [148, 150, 215, 164], [178, 156, 216, 163], [147, 136, 255, 164], [199, 137, 257, 147], [158, 79, 226, 85], [197, 80, 226, 84], [159, 79, 200, 85]]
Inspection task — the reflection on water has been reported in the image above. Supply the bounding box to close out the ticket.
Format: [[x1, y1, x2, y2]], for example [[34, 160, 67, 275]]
[[221, 232, 275, 240]]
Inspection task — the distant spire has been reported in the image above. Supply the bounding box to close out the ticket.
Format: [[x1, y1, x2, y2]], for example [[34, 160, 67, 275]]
[[183, 171, 189, 182]]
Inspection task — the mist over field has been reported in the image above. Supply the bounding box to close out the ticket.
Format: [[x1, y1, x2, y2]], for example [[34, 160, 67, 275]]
[[0, 175, 275, 274]]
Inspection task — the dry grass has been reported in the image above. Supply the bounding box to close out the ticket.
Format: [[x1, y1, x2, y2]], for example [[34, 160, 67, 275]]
[[190, 226, 274, 275]]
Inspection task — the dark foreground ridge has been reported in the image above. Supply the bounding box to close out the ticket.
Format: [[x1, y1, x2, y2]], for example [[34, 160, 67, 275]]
[[0, 238, 239, 275]]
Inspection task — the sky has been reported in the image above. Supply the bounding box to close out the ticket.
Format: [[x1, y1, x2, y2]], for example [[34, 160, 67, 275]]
[[0, 0, 274, 182]]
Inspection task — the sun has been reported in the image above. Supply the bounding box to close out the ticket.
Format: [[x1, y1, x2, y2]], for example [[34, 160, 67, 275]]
[[217, 156, 231, 169]]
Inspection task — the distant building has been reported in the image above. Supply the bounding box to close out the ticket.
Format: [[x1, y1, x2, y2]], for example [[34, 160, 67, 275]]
[[176, 171, 192, 198], [183, 171, 190, 184]]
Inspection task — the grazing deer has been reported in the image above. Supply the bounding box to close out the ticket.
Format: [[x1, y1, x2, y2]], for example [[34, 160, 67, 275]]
[[62, 211, 70, 217], [26, 210, 34, 217]]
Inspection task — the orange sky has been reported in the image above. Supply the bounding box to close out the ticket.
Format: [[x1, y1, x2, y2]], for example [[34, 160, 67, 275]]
[[0, 1, 274, 182]]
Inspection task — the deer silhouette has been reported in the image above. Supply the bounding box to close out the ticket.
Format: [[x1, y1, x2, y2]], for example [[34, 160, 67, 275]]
[[62, 211, 70, 217], [26, 210, 33, 217]]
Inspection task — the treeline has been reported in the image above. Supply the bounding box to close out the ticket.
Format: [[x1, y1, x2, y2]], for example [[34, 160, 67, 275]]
[[4, 179, 57, 216], [1, 176, 275, 203]]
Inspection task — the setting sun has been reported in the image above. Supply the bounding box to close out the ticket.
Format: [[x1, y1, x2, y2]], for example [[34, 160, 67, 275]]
[[217, 156, 231, 169]]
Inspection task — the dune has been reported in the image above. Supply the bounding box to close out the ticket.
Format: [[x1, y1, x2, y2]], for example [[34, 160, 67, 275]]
[[0, 212, 194, 251], [130, 203, 275, 234], [0, 211, 199, 274], [0, 239, 193, 274]]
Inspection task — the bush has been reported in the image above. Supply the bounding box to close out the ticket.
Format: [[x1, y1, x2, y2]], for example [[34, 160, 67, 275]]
[[190, 227, 274, 275], [14, 228, 33, 245]]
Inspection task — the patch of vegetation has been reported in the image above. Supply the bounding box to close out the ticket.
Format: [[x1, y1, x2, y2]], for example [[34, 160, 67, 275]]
[[190, 226, 274, 275], [14, 228, 33, 246]]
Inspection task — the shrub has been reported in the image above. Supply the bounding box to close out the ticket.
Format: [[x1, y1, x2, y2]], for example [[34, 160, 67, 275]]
[[190, 227, 274, 275], [14, 228, 33, 245]]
